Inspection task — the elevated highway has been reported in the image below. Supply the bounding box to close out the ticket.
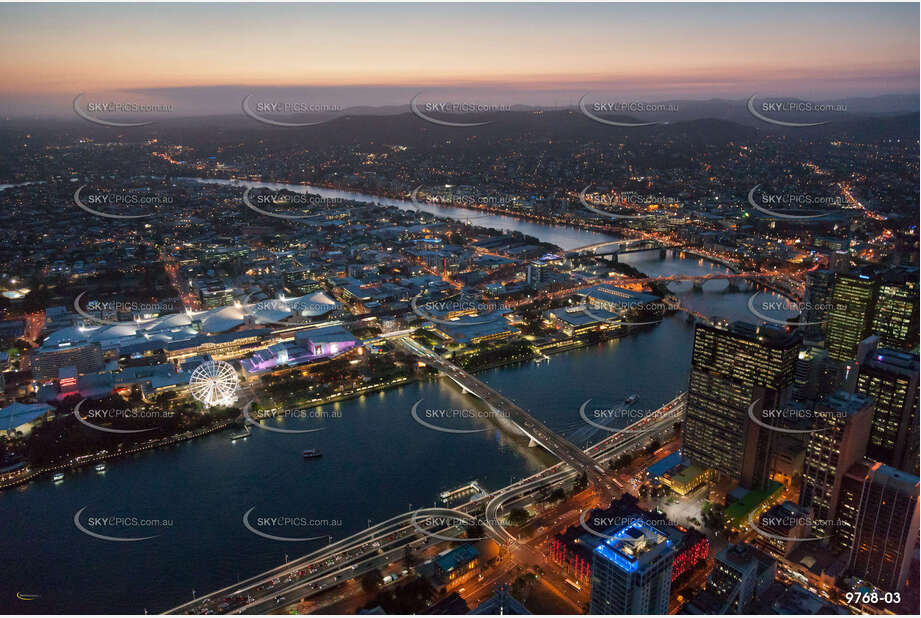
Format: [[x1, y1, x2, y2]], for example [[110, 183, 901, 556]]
[[166, 390, 686, 615]]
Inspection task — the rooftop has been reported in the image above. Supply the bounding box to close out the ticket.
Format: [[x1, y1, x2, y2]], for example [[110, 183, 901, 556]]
[[819, 391, 873, 417], [869, 462, 920, 493], [725, 480, 784, 526], [594, 519, 673, 573], [546, 306, 619, 326], [435, 543, 479, 574], [647, 451, 687, 478], [582, 284, 660, 308], [717, 543, 775, 574], [1, 401, 54, 429]]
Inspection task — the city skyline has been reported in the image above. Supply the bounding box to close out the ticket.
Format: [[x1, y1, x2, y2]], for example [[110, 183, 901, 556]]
[[0, 1, 918, 616]]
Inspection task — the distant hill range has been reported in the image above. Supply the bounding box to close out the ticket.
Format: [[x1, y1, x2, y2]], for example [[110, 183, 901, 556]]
[[188, 93, 921, 127], [3, 94, 917, 147]]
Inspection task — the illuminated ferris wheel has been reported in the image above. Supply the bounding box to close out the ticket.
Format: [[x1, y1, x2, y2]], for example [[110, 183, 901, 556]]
[[188, 360, 239, 407]]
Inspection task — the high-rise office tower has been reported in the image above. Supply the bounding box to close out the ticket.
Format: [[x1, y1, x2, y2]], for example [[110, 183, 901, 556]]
[[798, 391, 874, 545], [683, 544, 776, 614], [793, 345, 832, 403], [855, 348, 920, 475], [803, 268, 835, 340], [589, 520, 675, 615], [682, 322, 800, 488], [871, 267, 919, 352], [825, 267, 879, 363], [526, 261, 547, 287], [751, 501, 813, 560], [837, 462, 871, 552], [848, 464, 920, 593]]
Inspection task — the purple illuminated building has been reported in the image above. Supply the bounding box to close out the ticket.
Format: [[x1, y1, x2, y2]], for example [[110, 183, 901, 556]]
[[241, 326, 358, 374]]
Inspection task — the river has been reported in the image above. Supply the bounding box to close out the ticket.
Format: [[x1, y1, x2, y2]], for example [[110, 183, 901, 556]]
[[0, 180, 794, 614]]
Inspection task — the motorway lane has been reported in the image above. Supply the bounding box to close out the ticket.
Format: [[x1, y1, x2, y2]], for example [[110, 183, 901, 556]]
[[483, 396, 684, 543], [245, 543, 412, 614], [169, 508, 477, 614], [173, 385, 685, 614], [234, 511, 480, 614], [264, 410, 677, 613]]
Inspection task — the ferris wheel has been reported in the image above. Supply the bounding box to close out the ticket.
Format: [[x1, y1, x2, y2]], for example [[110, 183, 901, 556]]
[[188, 360, 239, 407]]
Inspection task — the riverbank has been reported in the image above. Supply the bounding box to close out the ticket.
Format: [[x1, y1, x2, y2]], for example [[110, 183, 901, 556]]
[[0, 177, 805, 615], [187, 176, 801, 302], [190, 174, 623, 239], [250, 374, 417, 419], [0, 416, 235, 491], [2, 265, 790, 496], [0, 257, 686, 496], [455, 320, 668, 374], [1, 374, 423, 494], [0, 340, 540, 494]]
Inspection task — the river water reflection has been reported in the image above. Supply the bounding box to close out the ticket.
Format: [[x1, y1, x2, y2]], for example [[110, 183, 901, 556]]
[[0, 179, 794, 613]]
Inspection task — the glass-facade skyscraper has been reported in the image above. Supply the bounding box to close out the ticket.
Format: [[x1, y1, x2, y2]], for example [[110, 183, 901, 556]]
[[798, 391, 875, 545], [872, 269, 919, 352], [589, 520, 675, 615], [848, 464, 920, 592], [855, 348, 920, 475], [825, 268, 879, 363], [682, 321, 800, 488]]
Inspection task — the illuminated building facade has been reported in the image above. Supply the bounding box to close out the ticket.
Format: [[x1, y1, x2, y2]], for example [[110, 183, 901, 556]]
[[751, 501, 812, 560], [526, 261, 547, 287], [32, 342, 104, 381], [670, 529, 709, 582], [549, 526, 707, 585], [825, 269, 879, 363], [871, 269, 918, 352], [803, 268, 835, 340], [433, 543, 480, 593], [847, 464, 920, 592], [855, 349, 920, 475], [793, 345, 831, 403], [197, 283, 235, 309], [589, 520, 675, 614], [682, 322, 800, 488], [548, 535, 592, 583], [836, 462, 871, 551], [658, 464, 708, 495], [798, 391, 874, 545], [164, 329, 270, 362]]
